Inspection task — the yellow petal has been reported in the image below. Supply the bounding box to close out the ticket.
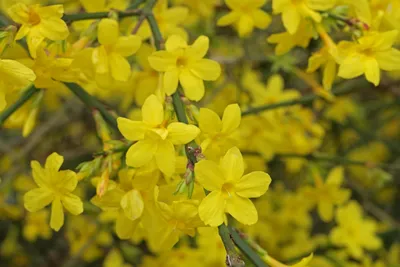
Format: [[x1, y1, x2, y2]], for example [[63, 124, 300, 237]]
[[50, 197, 64, 231], [187, 35, 209, 59], [338, 55, 364, 79], [220, 147, 244, 182], [163, 69, 179, 95], [115, 212, 139, 239], [326, 166, 344, 185], [116, 35, 142, 57], [61, 192, 83, 215], [155, 140, 176, 177], [291, 253, 313, 267], [117, 117, 147, 141], [15, 25, 30, 40], [198, 191, 225, 227], [225, 194, 257, 225], [142, 94, 164, 126], [7, 3, 29, 24], [120, 189, 144, 220], [30, 161, 47, 187], [0, 92, 5, 111], [165, 34, 187, 52], [190, 59, 221, 81], [235, 171, 271, 198], [282, 7, 301, 34], [217, 11, 240, 26], [148, 51, 177, 72], [252, 9, 271, 29], [37, 4, 64, 18], [364, 58, 380, 86], [0, 59, 36, 87], [45, 152, 64, 170], [24, 188, 54, 212], [238, 14, 254, 37], [195, 159, 225, 191], [376, 49, 400, 71], [179, 69, 204, 101], [92, 46, 109, 74], [27, 31, 45, 58], [126, 139, 157, 167], [57, 170, 78, 191], [98, 18, 119, 45], [167, 122, 200, 144], [318, 201, 333, 222], [39, 18, 69, 40], [322, 60, 336, 90], [199, 108, 222, 134], [221, 104, 241, 134], [109, 52, 131, 81]]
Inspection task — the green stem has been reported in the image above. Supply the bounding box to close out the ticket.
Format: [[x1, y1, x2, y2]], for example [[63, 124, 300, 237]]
[[219, 225, 245, 267], [62, 9, 141, 22], [0, 86, 40, 127], [128, 0, 146, 9], [242, 79, 363, 116], [229, 227, 269, 267], [64, 83, 118, 131]]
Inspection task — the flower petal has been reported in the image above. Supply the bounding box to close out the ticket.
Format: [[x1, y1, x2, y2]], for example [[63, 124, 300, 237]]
[[45, 152, 63, 170], [326, 166, 344, 185], [115, 212, 139, 239], [187, 35, 209, 59], [109, 53, 131, 81], [221, 104, 241, 134], [126, 139, 157, 168], [217, 11, 240, 26], [190, 59, 221, 81], [116, 35, 142, 57], [61, 192, 83, 215], [376, 49, 400, 71], [318, 201, 333, 222], [220, 147, 244, 182], [50, 197, 64, 231], [225, 194, 257, 225], [165, 34, 187, 51], [24, 188, 54, 212], [163, 69, 179, 95], [199, 108, 222, 134], [167, 122, 200, 145], [198, 191, 225, 227], [39, 17, 69, 40], [195, 159, 225, 191], [252, 9, 271, 29], [98, 18, 119, 45], [120, 189, 144, 220], [179, 69, 204, 101], [142, 94, 164, 126], [148, 51, 177, 72], [282, 7, 300, 34], [364, 58, 380, 86], [117, 117, 147, 141], [155, 140, 176, 177], [235, 171, 271, 198]]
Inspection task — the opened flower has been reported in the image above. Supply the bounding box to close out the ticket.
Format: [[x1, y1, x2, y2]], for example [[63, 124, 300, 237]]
[[148, 35, 221, 101], [24, 153, 83, 231], [195, 147, 271, 226]]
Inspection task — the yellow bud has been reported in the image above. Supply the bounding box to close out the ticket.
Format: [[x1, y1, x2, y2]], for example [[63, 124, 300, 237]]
[[22, 108, 38, 137], [96, 169, 110, 198]]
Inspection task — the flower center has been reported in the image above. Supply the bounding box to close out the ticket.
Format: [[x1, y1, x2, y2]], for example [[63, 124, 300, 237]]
[[176, 56, 188, 68], [221, 182, 235, 198], [28, 8, 41, 25]]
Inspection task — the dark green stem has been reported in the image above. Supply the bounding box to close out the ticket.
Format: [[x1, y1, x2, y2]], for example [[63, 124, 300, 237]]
[[128, 0, 146, 9], [64, 83, 118, 131], [62, 9, 141, 22], [219, 225, 245, 267], [229, 227, 269, 267], [0, 86, 40, 127]]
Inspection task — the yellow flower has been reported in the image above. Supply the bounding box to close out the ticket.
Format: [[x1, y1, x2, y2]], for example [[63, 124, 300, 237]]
[[92, 18, 142, 86], [117, 94, 200, 176], [7, 3, 69, 57], [217, 0, 271, 37], [272, 0, 335, 34], [24, 153, 83, 231], [268, 21, 314, 55], [330, 201, 382, 259], [148, 35, 221, 101], [336, 30, 400, 86], [307, 46, 337, 90], [104, 249, 130, 267], [195, 147, 271, 226], [0, 58, 36, 111], [23, 210, 52, 242], [198, 104, 241, 160], [303, 166, 351, 222]]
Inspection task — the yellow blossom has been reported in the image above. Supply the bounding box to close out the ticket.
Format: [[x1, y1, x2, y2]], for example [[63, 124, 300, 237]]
[[217, 0, 271, 37], [307, 46, 337, 90], [92, 18, 142, 86], [330, 201, 382, 259], [272, 0, 335, 34], [24, 152, 83, 231], [118, 94, 200, 176], [336, 30, 400, 86], [195, 146, 271, 226], [7, 3, 69, 57], [148, 35, 221, 101], [23, 210, 52, 242], [198, 103, 241, 159]]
